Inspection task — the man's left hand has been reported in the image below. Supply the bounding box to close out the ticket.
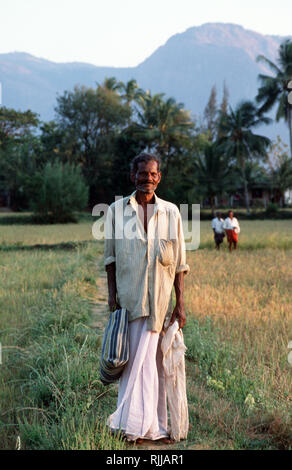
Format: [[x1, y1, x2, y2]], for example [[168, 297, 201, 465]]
[[170, 303, 186, 329]]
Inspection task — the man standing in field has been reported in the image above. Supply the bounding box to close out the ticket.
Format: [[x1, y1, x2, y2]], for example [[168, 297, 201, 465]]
[[211, 211, 225, 250], [223, 210, 240, 252], [104, 152, 190, 444]]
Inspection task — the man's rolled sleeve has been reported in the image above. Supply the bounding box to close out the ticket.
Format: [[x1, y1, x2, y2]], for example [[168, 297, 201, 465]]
[[176, 212, 190, 275], [104, 205, 116, 267]]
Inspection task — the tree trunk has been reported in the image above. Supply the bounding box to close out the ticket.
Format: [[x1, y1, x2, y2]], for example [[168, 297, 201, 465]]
[[210, 196, 215, 217], [240, 155, 250, 216], [6, 190, 11, 208], [243, 178, 250, 215]]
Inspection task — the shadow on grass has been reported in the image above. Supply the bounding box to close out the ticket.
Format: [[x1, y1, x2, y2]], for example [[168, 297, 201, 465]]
[[0, 240, 97, 252], [0, 212, 97, 225]]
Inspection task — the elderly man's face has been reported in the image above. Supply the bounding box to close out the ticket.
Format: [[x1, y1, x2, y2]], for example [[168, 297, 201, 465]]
[[131, 160, 161, 194]]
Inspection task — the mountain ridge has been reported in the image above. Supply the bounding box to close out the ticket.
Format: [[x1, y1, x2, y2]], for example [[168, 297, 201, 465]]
[[0, 23, 290, 143]]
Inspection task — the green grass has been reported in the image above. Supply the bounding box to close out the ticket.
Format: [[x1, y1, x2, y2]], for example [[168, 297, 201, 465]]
[[0, 241, 125, 450]]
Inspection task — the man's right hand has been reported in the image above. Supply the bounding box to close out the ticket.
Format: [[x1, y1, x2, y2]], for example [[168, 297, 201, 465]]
[[106, 263, 120, 312], [108, 295, 121, 312]]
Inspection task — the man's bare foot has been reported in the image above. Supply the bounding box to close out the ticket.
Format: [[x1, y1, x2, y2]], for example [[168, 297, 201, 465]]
[[135, 438, 145, 445], [158, 436, 175, 445], [132, 437, 175, 445]]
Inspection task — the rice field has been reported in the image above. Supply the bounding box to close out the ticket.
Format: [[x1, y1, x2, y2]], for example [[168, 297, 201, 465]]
[[1, 218, 292, 250], [0, 214, 291, 449]]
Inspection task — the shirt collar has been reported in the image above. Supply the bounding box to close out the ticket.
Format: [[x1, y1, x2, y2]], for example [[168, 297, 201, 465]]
[[127, 190, 165, 213]]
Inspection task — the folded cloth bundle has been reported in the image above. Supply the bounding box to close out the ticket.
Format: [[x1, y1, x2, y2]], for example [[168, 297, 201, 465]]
[[161, 320, 189, 441]]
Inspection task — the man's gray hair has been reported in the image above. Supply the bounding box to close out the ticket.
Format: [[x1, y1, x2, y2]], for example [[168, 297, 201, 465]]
[[130, 152, 161, 174]]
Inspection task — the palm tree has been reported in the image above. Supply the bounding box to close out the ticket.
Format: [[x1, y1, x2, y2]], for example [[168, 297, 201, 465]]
[[256, 40, 292, 157], [128, 93, 193, 180], [241, 160, 269, 188], [120, 79, 146, 125], [233, 160, 270, 208], [100, 77, 124, 92], [218, 100, 271, 214], [194, 142, 235, 216], [120, 79, 145, 106]]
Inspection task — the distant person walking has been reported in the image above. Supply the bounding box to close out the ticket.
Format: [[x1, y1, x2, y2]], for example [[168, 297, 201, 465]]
[[211, 212, 225, 250], [223, 210, 240, 252]]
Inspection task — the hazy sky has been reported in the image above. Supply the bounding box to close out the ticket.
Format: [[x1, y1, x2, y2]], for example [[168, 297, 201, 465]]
[[1, 0, 291, 67]]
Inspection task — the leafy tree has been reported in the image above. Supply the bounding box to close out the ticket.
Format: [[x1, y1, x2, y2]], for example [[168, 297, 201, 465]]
[[111, 128, 145, 197], [256, 39, 292, 157], [220, 81, 229, 115], [0, 107, 39, 147], [38, 120, 68, 165], [203, 85, 217, 141], [0, 107, 39, 209], [217, 82, 230, 139], [55, 84, 131, 205], [203, 82, 230, 141], [0, 139, 34, 210]]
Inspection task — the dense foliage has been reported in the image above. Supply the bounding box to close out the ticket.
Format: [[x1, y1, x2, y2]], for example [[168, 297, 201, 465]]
[[0, 40, 292, 219]]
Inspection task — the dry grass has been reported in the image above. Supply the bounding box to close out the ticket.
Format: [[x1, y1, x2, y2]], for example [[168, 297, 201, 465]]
[[183, 247, 292, 448], [0, 217, 291, 449]]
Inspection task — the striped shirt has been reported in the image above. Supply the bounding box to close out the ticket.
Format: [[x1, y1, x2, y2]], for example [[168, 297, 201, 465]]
[[104, 190, 190, 332]]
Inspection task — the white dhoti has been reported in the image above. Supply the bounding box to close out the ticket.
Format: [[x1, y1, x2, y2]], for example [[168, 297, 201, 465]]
[[107, 317, 169, 441]]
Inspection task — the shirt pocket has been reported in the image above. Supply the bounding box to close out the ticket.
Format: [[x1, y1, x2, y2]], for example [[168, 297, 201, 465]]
[[156, 239, 175, 267]]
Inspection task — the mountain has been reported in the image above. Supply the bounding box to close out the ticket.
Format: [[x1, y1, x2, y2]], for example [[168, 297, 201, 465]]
[[0, 23, 291, 143]]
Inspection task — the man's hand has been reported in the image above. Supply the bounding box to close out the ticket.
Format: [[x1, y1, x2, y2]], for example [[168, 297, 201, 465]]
[[108, 294, 121, 312], [170, 302, 186, 329]]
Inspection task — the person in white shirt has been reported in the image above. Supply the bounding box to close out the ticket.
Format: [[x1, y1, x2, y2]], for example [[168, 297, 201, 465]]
[[104, 152, 190, 444], [211, 212, 225, 250], [223, 210, 240, 251]]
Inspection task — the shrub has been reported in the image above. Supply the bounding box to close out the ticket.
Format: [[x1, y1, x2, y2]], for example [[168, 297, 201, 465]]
[[265, 202, 278, 215], [28, 161, 89, 223]]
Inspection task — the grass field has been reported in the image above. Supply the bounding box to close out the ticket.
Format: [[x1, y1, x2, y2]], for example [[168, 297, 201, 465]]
[[0, 215, 291, 450]]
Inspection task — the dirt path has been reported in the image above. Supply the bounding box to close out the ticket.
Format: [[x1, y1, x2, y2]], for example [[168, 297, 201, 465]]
[[90, 271, 108, 330]]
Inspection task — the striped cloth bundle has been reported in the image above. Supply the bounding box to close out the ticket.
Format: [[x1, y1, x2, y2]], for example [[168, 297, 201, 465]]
[[100, 308, 129, 385]]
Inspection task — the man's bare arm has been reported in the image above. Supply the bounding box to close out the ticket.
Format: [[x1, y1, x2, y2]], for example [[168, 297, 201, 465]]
[[170, 271, 186, 329], [105, 262, 120, 312]]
